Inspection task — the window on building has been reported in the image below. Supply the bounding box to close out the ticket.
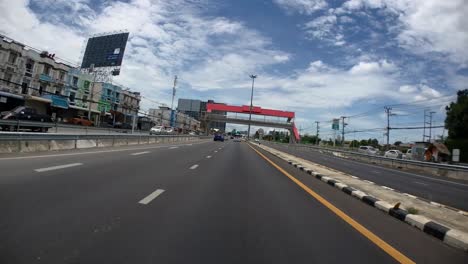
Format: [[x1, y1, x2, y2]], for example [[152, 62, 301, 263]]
[[69, 92, 76, 102], [4, 72, 13, 82], [55, 87, 62, 95], [83, 95, 88, 104], [21, 81, 29, 94], [59, 71, 65, 81], [8, 52, 18, 64], [43, 65, 51, 75], [39, 85, 45, 95], [83, 80, 90, 89], [25, 59, 34, 73], [107, 89, 112, 96], [72, 76, 79, 86]]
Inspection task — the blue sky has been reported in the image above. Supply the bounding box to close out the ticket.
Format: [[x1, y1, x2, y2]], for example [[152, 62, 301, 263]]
[[1, 0, 467, 142]]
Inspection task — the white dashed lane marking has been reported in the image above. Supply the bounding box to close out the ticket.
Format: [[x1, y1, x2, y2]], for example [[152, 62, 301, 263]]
[[130, 151, 150, 156], [138, 189, 165, 205], [34, 163, 83, 172]]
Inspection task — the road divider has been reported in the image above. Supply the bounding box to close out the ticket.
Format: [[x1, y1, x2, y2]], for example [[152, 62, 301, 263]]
[[0, 133, 204, 154], [34, 163, 83, 172]]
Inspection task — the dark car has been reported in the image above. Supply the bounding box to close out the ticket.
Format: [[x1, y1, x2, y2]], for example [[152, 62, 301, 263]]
[[1, 106, 53, 132], [213, 134, 224, 142]]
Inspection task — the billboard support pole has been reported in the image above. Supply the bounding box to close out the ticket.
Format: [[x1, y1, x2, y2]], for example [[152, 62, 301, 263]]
[[88, 65, 97, 121]]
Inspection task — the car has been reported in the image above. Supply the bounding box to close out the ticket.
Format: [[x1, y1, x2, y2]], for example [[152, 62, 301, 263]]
[[213, 134, 224, 142], [150, 125, 165, 135], [1, 106, 53, 132], [358, 146, 379, 155], [69, 116, 93, 126], [384, 150, 403, 159], [403, 149, 412, 160], [188, 131, 197, 136], [113, 122, 132, 129]]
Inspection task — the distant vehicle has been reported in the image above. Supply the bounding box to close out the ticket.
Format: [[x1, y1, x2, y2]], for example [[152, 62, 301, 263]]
[[69, 116, 93, 126], [384, 150, 403, 159], [166, 127, 174, 133], [358, 146, 378, 155], [214, 134, 224, 142], [0, 106, 52, 132], [403, 149, 412, 160], [150, 125, 165, 135], [230, 136, 234, 139], [113, 122, 132, 129], [254, 138, 260, 143], [188, 131, 197, 136]]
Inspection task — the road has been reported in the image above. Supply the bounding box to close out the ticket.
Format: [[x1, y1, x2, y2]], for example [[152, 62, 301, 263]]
[[1, 141, 467, 263], [263, 142, 468, 211]]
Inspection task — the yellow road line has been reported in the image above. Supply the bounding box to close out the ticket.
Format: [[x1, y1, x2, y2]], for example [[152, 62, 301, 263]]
[[248, 144, 415, 264]]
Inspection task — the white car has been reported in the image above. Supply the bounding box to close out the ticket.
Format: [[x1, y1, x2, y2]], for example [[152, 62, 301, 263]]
[[384, 150, 403, 159], [358, 146, 379, 155], [150, 126, 164, 135], [403, 149, 412, 160]]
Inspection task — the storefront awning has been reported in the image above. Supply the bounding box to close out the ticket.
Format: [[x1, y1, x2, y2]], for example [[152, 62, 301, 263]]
[[0, 91, 25, 100], [41, 94, 69, 109], [69, 105, 100, 114]]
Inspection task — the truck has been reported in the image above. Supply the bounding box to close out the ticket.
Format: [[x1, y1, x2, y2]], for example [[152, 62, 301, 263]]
[[0, 106, 53, 132]]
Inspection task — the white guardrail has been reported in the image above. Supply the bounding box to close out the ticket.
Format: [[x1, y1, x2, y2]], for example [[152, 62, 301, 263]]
[[260, 141, 468, 180]]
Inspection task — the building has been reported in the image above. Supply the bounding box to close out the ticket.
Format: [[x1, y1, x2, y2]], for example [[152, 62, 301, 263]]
[[119, 89, 141, 123], [64, 68, 100, 121], [0, 34, 73, 118], [148, 106, 200, 132], [177, 98, 226, 133]]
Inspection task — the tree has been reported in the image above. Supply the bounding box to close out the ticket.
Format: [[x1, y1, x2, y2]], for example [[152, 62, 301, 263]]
[[394, 141, 402, 146], [445, 89, 468, 162]]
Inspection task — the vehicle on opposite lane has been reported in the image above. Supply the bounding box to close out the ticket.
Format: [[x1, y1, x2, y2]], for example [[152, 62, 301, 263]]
[[214, 134, 225, 142], [384, 150, 403, 159], [1, 106, 53, 132]]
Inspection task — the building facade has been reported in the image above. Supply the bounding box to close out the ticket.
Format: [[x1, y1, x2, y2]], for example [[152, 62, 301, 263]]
[[148, 106, 200, 132], [119, 89, 141, 122]]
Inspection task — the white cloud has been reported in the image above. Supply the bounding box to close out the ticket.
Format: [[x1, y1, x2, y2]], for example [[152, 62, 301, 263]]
[[398, 83, 443, 101], [338, 0, 468, 66], [399, 85, 417, 93], [273, 0, 328, 15], [302, 14, 347, 45]]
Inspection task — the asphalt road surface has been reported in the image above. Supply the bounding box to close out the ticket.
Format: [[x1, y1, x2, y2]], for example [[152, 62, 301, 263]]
[[1, 141, 467, 263], [263, 142, 468, 211]]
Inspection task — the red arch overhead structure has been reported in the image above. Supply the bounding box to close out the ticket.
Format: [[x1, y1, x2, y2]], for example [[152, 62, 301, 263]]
[[206, 103, 300, 142], [206, 103, 295, 119]]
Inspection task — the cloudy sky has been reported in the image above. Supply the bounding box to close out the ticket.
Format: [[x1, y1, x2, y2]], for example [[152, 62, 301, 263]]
[[1, 0, 467, 142]]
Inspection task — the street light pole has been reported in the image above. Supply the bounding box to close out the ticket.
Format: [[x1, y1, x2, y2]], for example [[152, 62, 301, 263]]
[[247, 74, 257, 140]]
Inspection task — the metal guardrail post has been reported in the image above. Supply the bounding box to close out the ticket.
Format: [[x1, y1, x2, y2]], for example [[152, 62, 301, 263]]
[[55, 122, 58, 133]]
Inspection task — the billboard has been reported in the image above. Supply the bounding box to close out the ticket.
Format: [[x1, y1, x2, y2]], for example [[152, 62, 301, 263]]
[[81, 32, 129, 69]]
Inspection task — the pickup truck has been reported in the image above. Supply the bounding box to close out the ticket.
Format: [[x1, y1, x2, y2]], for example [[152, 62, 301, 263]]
[[0, 106, 53, 132]]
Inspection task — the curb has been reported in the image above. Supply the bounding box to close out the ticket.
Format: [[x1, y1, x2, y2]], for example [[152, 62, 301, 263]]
[[255, 144, 468, 252]]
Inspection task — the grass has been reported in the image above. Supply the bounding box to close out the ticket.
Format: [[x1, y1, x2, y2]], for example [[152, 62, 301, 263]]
[[407, 207, 419, 214]]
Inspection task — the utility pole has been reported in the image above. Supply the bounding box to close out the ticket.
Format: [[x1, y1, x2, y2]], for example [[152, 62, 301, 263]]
[[170, 75, 177, 128], [315, 121, 320, 145], [423, 109, 431, 142], [247, 74, 257, 140], [88, 64, 97, 121], [384, 106, 392, 148], [429, 111, 436, 142], [340, 116, 347, 145]]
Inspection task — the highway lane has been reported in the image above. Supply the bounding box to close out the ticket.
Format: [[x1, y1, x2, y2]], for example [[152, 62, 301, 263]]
[[0, 141, 467, 263], [263, 142, 468, 211]]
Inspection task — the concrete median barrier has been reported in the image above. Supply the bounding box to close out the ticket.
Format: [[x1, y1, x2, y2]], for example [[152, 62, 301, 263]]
[[0, 134, 204, 153]]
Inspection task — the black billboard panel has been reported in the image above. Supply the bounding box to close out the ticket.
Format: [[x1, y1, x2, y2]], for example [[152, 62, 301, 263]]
[[81, 32, 129, 68]]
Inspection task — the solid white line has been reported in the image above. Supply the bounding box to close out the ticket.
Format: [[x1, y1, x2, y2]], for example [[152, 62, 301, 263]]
[[351, 176, 359, 179], [381, 186, 394, 191], [190, 164, 199, 169], [138, 189, 165, 205], [363, 180, 375, 184], [206, 155, 212, 159], [130, 151, 150, 156], [0, 141, 211, 161], [169, 146, 179, 149], [414, 181, 428, 186], [35, 163, 83, 172]]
